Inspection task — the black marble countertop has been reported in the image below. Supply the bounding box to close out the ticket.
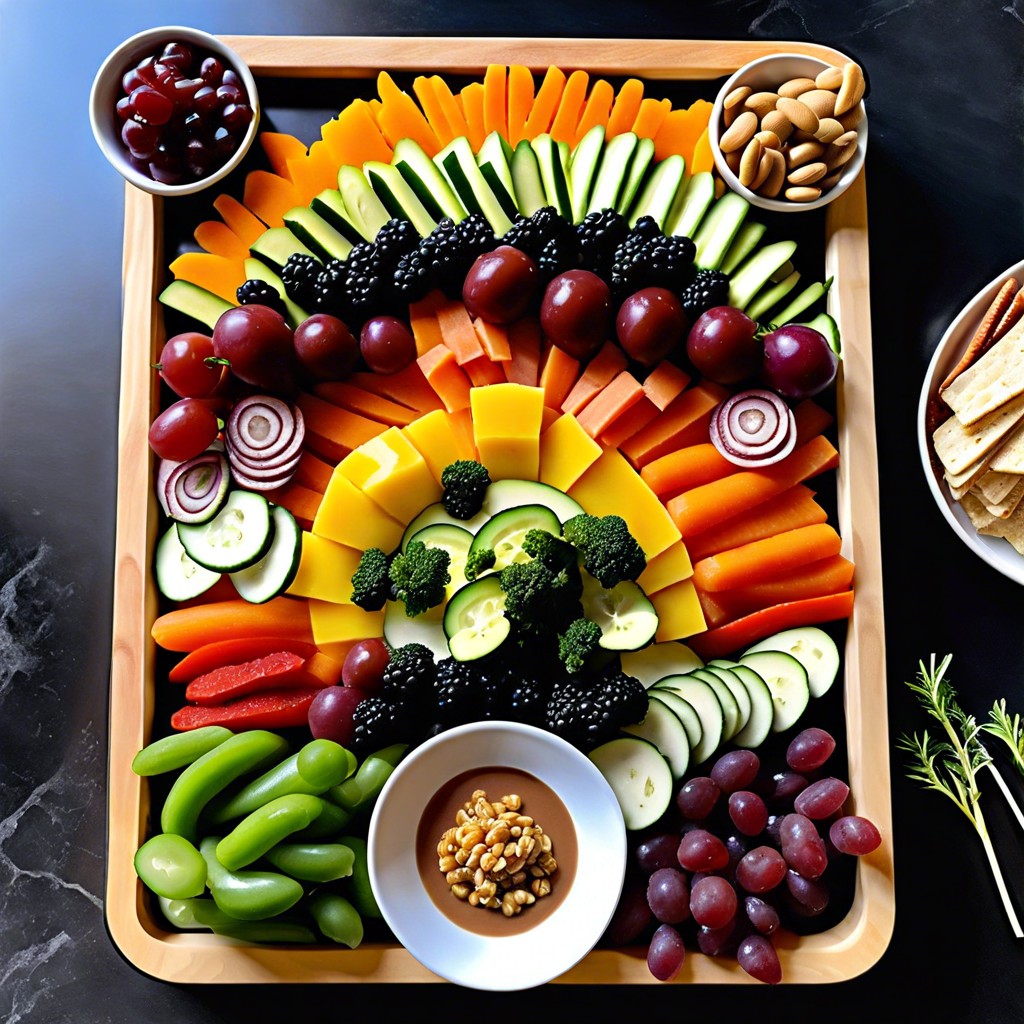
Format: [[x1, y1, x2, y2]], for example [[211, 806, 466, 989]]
[[2, 1, 1024, 1020]]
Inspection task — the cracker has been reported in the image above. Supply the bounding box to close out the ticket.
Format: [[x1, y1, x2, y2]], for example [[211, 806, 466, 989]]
[[975, 470, 1022, 506], [962, 490, 997, 530], [979, 477, 1024, 518], [988, 418, 1024, 473], [932, 391, 1024, 476], [940, 315, 1024, 425], [978, 497, 1024, 555]]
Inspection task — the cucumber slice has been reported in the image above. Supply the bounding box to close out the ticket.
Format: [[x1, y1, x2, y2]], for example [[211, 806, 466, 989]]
[[586, 132, 639, 216], [477, 131, 520, 223], [727, 239, 798, 312], [442, 575, 510, 661], [407, 523, 474, 595], [363, 161, 438, 237], [402, 502, 490, 549], [159, 280, 233, 331], [177, 490, 274, 573], [243, 257, 309, 328], [436, 136, 514, 235], [383, 599, 449, 661], [531, 133, 572, 221], [588, 735, 674, 831], [310, 189, 366, 244], [627, 153, 685, 230], [652, 673, 724, 764], [689, 667, 741, 741], [772, 277, 834, 327], [282, 206, 353, 262], [155, 524, 221, 602], [568, 124, 606, 223], [664, 170, 715, 239], [392, 138, 467, 223], [746, 269, 802, 323], [647, 690, 703, 751], [738, 650, 810, 733], [483, 479, 584, 523], [744, 626, 840, 699], [692, 191, 750, 270], [581, 576, 659, 652], [795, 312, 842, 355], [230, 505, 302, 604], [727, 663, 775, 749], [617, 136, 656, 218], [338, 164, 391, 240], [249, 226, 316, 274], [720, 221, 767, 275], [622, 696, 691, 780], [702, 664, 753, 741], [469, 504, 561, 571], [510, 140, 547, 217], [619, 640, 704, 689]]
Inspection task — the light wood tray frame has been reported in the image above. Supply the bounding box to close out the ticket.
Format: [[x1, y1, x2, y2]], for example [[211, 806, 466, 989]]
[[107, 35, 892, 985]]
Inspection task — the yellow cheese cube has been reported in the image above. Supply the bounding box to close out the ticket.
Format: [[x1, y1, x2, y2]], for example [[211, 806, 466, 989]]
[[471, 384, 545, 480], [650, 578, 707, 641], [309, 599, 385, 647], [286, 533, 362, 603], [568, 448, 681, 558], [402, 409, 477, 484], [638, 540, 694, 595], [313, 470, 405, 553], [539, 413, 603, 493], [474, 435, 540, 480], [338, 427, 442, 524]]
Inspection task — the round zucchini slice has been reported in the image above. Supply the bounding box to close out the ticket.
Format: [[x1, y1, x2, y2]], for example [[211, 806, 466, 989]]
[[230, 505, 302, 604], [177, 489, 274, 572], [155, 524, 221, 602], [468, 504, 561, 571], [442, 575, 510, 661]]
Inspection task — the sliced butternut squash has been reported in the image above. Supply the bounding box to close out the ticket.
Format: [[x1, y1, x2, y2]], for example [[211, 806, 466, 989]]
[[574, 78, 615, 146], [523, 66, 567, 139], [242, 170, 304, 230], [632, 97, 672, 140], [376, 71, 442, 156], [169, 252, 247, 305], [483, 64, 508, 140], [260, 132, 308, 179], [690, 126, 715, 175], [194, 220, 249, 261], [549, 69, 589, 145], [607, 78, 644, 138], [213, 194, 267, 247], [506, 64, 535, 145], [430, 75, 472, 142], [321, 99, 393, 166], [459, 82, 487, 151], [413, 75, 454, 147]]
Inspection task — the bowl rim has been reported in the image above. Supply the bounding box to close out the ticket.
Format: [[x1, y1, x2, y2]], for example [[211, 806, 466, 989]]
[[917, 255, 1024, 586], [366, 719, 628, 990], [707, 51, 867, 214], [89, 24, 260, 197]]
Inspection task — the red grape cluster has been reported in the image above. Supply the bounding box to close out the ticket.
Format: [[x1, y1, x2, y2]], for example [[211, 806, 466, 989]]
[[115, 40, 254, 186], [604, 726, 881, 984]]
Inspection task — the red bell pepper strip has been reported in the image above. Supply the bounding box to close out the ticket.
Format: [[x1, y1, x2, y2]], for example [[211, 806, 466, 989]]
[[185, 652, 333, 706], [688, 590, 855, 661], [169, 638, 320, 683], [170, 688, 322, 732]]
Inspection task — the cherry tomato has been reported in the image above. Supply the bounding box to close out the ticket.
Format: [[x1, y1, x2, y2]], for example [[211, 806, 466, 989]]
[[148, 397, 220, 462], [157, 331, 225, 397]]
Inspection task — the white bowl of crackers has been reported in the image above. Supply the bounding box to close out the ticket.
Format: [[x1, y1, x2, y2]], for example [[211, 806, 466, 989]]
[[708, 52, 868, 212], [920, 261, 1024, 583]]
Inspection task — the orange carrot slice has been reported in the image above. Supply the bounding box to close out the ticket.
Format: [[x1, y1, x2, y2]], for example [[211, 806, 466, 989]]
[[418, 344, 474, 412], [539, 344, 582, 409], [574, 78, 615, 145], [409, 291, 446, 357], [641, 442, 736, 499], [549, 69, 590, 145], [296, 391, 388, 462], [643, 361, 692, 409], [242, 170, 304, 229], [575, 370, 645, 438], [523, 66, 567, 139], [473, 319, 513, 362], [632, 97, 672, 139], [260, 132, 308, 179], [460, 82, 487, 151], [312, 381, 420, 426], [263, 481, 323, 527], [653, 99, 714, 164], [213, 194, 267, 246], [792, 397, 835, 444], [483, 64, 508, 140], [291, 450, 334, 493], [436, 299, 485, 364], [169, 252, 247, 304], [348, 363, 445, 414], [377, 71, 442, 155], [286, 141, 339, 203], [464, 354, 506, 386], [507, 65, 535, 145], [413, 75, 454, 147], [321, 99, 393, 165], [506, 318, 543, 386], [194, 220, 250, 261], [431, 75, 472, 142], [152, 598, 314, 653], [620, 383, 731, 468], [560, 342, 629, 416], [607, 78, 644, 138], [599, 395, 660, 450], [690, 127, 715, 175]]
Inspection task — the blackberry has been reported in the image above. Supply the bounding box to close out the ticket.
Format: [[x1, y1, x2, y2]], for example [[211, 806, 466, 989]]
[[410, 214, 498, 297], [679, 268, 731, 319], [280, 252, 322, 310], [381, 642, 437, 711], [610, 220, 697, 299], [544, 669, 647, 751], [393, 244, 438, 302], [236, 278, 287, 317], [537, 232, 582, 282], [373, 217, 419, 290], [351, 695, 416, 756], [507, 672, 551, 728], [502, 207, 576, 263], [313, 258, 352, 321], [433, 657, 486, 727], [575, 208, 630, 280], [336, 239, 393, 324]]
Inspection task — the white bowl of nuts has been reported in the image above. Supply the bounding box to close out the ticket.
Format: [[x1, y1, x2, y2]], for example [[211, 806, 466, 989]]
[[367, 720, 627, 989], [708, 52, 868, 212]]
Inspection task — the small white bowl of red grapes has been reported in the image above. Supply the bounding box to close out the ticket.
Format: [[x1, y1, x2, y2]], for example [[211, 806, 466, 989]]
[[90, 25, 259, 196]]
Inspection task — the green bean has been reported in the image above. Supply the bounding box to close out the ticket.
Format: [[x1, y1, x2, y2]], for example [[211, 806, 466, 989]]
[[338, 835, 381, 919], [131, 726, 233, 776], [206, 739, 352, 826], [134, 833, 207, 899], [199, 836, 304, 921], [308, 891, 364, 948], [161, 731, 290, 844], [327, 750, 400, 814], [263, 842, 355, 883], [289, 798, 352, 841], [215, 794, 324, 871], [160, 897, 316, 943]]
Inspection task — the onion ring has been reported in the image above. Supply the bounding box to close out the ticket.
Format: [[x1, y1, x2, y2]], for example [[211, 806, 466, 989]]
[[709, 388, 797, 467]]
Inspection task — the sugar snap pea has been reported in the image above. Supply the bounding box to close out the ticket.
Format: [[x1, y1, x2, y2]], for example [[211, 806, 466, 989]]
[[131, 725, 233, 776], [327, 744, 406, 813], [134, 833, 207, 899], [206, 738, 353, 825], [338, 835, 381, 919], [289, 798, 352, 841], [161, 730, 290, 843], [215, 794, 325, 871], [199, 836, 304, 921], [309, 891, 364, 947], [263, 842, 356, 883], [159, 897, 316, 943]]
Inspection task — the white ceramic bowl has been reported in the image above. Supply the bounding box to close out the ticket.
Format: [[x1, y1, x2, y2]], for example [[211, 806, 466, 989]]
[[368, 720, 627, 990], [918, 257, 1024, 585], [89, 25, 260, 197], [708, 52, 867, 214]]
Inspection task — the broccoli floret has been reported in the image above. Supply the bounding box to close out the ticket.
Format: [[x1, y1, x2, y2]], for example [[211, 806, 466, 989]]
[[440, 459, 491, 519], [464, 547, 497, 581], [388, 540, 451, 617], [557, 618, 603, 675], [350, 547, 393, 610], [562, 513, 647, 588], [499, 559, 582, 636], [522, 528, 579, 575]]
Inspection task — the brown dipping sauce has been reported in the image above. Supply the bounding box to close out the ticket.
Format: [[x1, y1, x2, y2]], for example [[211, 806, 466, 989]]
[[416, 766, 578, 936]]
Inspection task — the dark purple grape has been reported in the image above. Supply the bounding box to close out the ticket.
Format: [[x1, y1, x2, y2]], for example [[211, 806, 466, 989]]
[[160, 41, 195, 73], [778, 813, 828, 879], [786, 727, 837, 772], [768, 770, 809, 808], [540, 269, 611, 361], [200, 56, 225, 83], [636, 833, 682, 874], [121, 119, 160, 160], [647, 923, 686, 981], [677, 829, 729, 872], [711, 749, 760, 793], [603, 877, 654, 946], [676, 776, 720, 820], [307, 685, 368, 746], [689, 874, 737, 929], [761, 324, 839, 400], [724, 833, 749, 872], [735, 846, 788, 894], [736, 934, 782, 984], [360, 316, 416, 374], [744, 895, 780, 936], [193, 85, 219, 115], [728, 790, 769, 836], [784, 869, 829, 916], [462, 246, 540, 324], [696, 918, 743, 957], [646, 867, 691, 924], [829, 815, 882, 856], [794, 777, 850, 820]]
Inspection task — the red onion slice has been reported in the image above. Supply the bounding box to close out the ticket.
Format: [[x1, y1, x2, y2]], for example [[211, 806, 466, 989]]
[[163, 450, 231, 523], [225, 395, 305, 485], [710, 389, 797, 467]]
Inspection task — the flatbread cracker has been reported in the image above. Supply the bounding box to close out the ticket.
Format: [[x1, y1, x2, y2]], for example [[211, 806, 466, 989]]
[[941, 315, 1024, 425], [962, 490, 998, 530], [975, 470, 1022, 505], [977, 477, 1024, 518], [988, 418, 1024, 473], [977, 495, 1024, 555], [932, 391, 1024, 476]]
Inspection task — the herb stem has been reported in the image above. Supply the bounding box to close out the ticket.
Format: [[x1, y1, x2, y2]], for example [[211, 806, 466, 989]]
[[974, 799, 1023, 938]]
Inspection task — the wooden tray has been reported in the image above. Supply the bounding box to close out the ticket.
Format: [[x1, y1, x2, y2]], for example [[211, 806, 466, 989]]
[[107, 35, 893, 984]]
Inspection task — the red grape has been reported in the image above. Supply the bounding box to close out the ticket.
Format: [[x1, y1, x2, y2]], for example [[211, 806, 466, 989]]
[[689, 875, 737, 929], [743, 895, 780, 935], [212, 304, 297, 395], [761, 324, 838, 399], [293, 314, 359, 381], [635, 832, 682, 873], [784, 868, 829, 916], [540, 270, 611, 360], [360, 316, 416, 374], [604, 877, 654, 945], [728, 790, 769, 837], [778, 813, 828, 879], [736, 934, 782, 984], [157, 331, 224, 397], [307, 685, 369, 747], [148, 397, 220, 462], [342, 639, 390, 691], [646, 867, 691, 924], [615, 287, 687, 366], [735, 846, 787, 894], [646, 923, 686, 981], [686, 306, 760, 384], [676, 776, 720, 819], [677, 829, 729, 872], [829, 815, 882, 856], [462, 246, 540, 324], [793, 777, 850, 820], [786, 727, 836, 772], [710, 749, 760, 793]]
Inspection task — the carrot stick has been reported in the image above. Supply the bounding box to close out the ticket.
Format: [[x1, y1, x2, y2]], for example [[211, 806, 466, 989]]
[[348, 362, 444, 414], [152, 598, 314, 653], [263, 481, 323, 526], [576, 370, 645, 438], [312, 381, 420, 426], [631, 97, 672, 139], [993, 286, 1024, 342], [429, 75, 472, 142], [506, 318, 543, 386], [194, 220, 250, 261], [539, 344, 582, 409], [940, 277, 1019, 390], [688, 591, 855, 661], [620, 382, 730, 468], [792, 398, 834, 444], [641, 442, 735, 499], [692, 523, 842, 592], [436, 299, 486, 364], [560, 341, 629, 415], [413, 75, 454, 146], [507, 65, 535, 145], [574, 78, 614, 145], [607, 78, 644, 138], [473, 318, 513, 362], [168, 638, 320, 683], [483, 64, 508, 140], [523, 66, 567, 138], [599, 395, 659, 450], [643, 361, 691, 410], [684, 484, 827, 562], [459, 82, 487, 150], [463, 354, 506, 386], [409, 290, 446, 357], [549, 69, 589, 144], [213, 193, 267, 246], [417, 344, 473, 412], [296, 392, 387, 460], [667, 434, 840, 537]]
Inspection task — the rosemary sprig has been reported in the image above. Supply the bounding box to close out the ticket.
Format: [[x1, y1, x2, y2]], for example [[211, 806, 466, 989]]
[[899, 654, 1023, 938], [983, 699, 1024, 776]]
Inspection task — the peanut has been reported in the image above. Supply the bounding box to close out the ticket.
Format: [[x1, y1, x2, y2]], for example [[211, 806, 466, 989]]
[[785, 185, 822, 202], [835, 61, 866, 116], [787, 161, 828, 186], [778, 76, 816, 98], [776, 96, 819, 133]]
